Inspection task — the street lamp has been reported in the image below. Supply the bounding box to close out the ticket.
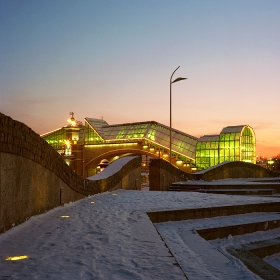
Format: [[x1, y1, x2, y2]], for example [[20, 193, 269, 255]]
[[170, 66, 187, 164]]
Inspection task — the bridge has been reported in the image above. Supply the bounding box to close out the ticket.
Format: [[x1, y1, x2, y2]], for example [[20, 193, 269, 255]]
[[41, 113, 256, 177]]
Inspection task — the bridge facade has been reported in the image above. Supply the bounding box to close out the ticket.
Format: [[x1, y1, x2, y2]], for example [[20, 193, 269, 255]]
[[41, 114, 256, 177], [42, 116, 198, 177]]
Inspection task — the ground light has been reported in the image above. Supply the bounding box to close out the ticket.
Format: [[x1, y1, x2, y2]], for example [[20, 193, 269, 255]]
[[112, 193, 118, 196], [60, 215, 70, 218], [90, 201, 95, 204], [6, 255, 28, 261]]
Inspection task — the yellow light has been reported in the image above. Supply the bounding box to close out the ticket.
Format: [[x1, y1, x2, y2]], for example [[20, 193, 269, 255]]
[[64, 140, 71, 149], [6, 255, 28, 261], [112, 193, 118, 196], [90, 201, 95, 204], [60, 215, 70, 218]]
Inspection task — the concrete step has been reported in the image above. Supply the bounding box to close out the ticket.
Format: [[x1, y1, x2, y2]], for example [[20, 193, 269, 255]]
[[169, 183, 277, 195], [198, 188, 277, 195], [168, 185, 201, 192]]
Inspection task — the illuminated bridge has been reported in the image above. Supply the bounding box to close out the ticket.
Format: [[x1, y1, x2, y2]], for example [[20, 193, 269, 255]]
[[41, 113, 256, 177]]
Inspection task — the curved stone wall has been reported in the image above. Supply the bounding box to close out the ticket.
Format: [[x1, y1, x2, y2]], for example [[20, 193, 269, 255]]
[[149, 159, 280, 191], [197, 161, 280, 181], [149, 159, 197, 191], [0, 113, 141, 233]]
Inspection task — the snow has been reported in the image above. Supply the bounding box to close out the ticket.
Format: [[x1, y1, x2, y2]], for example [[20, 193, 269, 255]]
[[1, 189, 280, 279], [87, 156, 138, 180], [194, 161, 231, 174], [156, 212, 280, 279], [173, 177, 280, 186], [264, 253, 280, 270]]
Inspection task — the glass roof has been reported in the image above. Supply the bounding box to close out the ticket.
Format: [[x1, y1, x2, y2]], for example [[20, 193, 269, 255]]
[[85, 118, 198, 159], [198, 135, 220, 142], [220, 125, 247, 134], [86, 118, 109, 139]]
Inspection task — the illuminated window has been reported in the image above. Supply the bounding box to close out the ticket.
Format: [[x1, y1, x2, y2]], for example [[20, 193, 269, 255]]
[[196, 125, 256, 169]]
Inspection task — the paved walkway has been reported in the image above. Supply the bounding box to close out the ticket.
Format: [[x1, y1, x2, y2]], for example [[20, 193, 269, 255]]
[[1, 190, 280, 279]]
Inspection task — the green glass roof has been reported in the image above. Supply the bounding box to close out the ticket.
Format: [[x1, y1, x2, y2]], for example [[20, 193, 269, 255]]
[[85, 118, 198, 159], [85, 118, 109, 139]]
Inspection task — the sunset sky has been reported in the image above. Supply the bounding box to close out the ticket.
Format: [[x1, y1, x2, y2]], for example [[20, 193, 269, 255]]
[[1, 0, 279, 158]]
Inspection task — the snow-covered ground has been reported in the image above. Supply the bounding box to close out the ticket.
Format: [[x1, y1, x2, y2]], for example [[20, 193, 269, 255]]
[[264, 252, 280, 270], [156, 212, 280, 279], [1, 190, 280, 279]]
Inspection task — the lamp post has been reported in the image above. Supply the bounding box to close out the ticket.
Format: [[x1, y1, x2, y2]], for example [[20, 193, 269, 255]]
[[170, 66, 187, 164]]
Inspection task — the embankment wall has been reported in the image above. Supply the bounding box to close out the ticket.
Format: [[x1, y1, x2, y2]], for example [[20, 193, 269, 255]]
[[0, 113, 141, 233], [149, 159, 279, 191]]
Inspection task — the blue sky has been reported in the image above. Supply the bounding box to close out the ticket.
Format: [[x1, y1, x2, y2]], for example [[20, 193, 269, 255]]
[[1, 0, 279, 157]]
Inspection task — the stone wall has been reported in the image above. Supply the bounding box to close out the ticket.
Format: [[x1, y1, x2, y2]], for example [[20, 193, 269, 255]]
[[149, 159, 198, 191], [0, 113, 141, 233], [149, 159, 280, 191], [0, 152, 85, 233], [197, 161, 280, 181]]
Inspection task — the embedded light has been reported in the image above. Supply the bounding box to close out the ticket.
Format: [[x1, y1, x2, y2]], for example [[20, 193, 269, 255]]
[[6, 255, 28, 261], [90, 201, 95, 204], [112, 193, 118, 196], [64, 140, 71, 149], [60, 215, 70, 218]]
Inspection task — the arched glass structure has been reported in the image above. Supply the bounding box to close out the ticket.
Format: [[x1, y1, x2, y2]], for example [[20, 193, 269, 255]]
[[196, 125, 256, 169]]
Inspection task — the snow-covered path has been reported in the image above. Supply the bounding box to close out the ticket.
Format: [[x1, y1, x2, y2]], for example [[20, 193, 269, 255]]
[[1, 190, 280, 280]]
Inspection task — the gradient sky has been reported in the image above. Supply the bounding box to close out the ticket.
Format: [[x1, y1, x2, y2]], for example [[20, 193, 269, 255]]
[[1, 0, 279, 158]]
